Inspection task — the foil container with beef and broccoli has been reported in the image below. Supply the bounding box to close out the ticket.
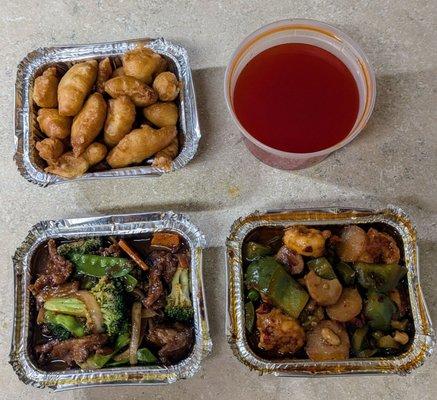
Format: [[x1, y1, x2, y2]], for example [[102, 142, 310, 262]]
[[226, 206, 434, 375], [10, 212, 211, 389]]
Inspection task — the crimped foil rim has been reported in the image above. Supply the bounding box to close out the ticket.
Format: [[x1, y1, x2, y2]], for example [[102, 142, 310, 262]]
[[10, 211, 211, 389], [226, 205, 435, 376], [14, 38, 201, 186]]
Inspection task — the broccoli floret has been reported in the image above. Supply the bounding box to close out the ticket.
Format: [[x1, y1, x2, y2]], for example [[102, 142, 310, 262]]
[[44, 310, 86, 338], [58, 238, 102, 258], [164, 266, 194, 322], [91, 276, 127, 338], [46, 323, 71, 341]]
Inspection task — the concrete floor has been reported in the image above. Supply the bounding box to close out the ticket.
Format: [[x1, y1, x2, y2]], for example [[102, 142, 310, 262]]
[[1, 1, 436, 399]]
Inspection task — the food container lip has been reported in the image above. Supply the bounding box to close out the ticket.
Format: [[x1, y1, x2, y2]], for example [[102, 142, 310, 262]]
[[223, 18, 377, 159], [10, 211, 211, 389], [226, 206, 435, 376], [14, 37, 200, 186]]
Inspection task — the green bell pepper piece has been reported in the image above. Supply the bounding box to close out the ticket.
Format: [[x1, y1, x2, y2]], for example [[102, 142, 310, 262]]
[[44, 310, 85, 338], [245, 256, 278, 294], [354, 262, 407, 292], [69, 253, 133, 278], [246, 257, 309, 318], [352, 325, 369, 354], [336, 262, 356, 286], [245, 302, 255, 333], [364, 291, 396, 331], [244, 241, 272, 262], [307, 257, 337, 280]]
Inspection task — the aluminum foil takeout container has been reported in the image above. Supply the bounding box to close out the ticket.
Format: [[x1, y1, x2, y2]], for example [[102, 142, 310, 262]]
[[226, 206, 434, 376], [14, 38, 200, 186], [10, 211, 211, 390]]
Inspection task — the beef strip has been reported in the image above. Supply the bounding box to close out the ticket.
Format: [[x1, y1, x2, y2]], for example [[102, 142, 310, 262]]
[[143, 265, 165, 310], [35, 281, 79, 306], [142, 250, 179, 309], [146, 323, 193, 364], [29, 240, 73, 295], [98, 243, 121, 257], [149, 250, 178, 284], [35, 334, 108, 366]]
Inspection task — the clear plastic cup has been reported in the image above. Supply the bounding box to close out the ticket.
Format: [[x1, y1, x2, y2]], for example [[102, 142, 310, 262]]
[[224, 19, 376, 170]]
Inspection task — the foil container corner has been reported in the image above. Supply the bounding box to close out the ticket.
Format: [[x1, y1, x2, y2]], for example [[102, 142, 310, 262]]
[[10, 211, 211, 390], [226, 206, 434, 376], [14, 38, 200, 186]]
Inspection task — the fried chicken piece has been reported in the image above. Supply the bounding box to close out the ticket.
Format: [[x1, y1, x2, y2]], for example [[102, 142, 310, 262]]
[[96, 57, 113, 93], [29, 240, 73, 295], [256, 306, 305, 355], [361, 228, 400, 264], [35, 334, 108, 366], [146, 323, 193, 364]]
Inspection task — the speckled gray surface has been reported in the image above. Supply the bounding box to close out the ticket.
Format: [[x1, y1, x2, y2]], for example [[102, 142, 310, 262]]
[[1, 0, 436, 399]]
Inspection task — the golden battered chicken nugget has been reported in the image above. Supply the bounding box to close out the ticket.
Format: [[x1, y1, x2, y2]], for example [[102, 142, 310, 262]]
[[71, 93, 107, 157], [37, 108, 72, 139], [33, 66, 59, 108], [104, 76, 157, 107], [35, 137, 64, 164], [58, 60, 98, 116], [82, 142, 107, 166], [153, 71, 181, 101], [143, 102, 178, 127], [122, 46, 163, 84], [152, 136, 179, 171], [96, 58, 113, 93], [45, 152, 89, 179], [104, 96, 136, 147], [112, 66, 125, 78], [106, 125, 177, 168]]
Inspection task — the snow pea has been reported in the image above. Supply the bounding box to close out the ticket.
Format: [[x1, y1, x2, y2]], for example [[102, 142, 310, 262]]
[[69, 253, 133, 278]]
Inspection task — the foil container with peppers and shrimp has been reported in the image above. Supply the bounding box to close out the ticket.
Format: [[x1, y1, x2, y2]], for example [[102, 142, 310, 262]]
[[226, 206, 434, 376], [10, 211, 211, 390], [14, 37, 200, 186]]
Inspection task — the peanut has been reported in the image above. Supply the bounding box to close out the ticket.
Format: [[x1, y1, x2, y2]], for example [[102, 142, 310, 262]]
[[393, 331, 409, 345], [321, 327, 341, 346]]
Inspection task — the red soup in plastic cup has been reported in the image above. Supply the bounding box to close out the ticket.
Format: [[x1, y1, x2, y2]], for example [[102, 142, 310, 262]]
[[224, 19, 376, 170]]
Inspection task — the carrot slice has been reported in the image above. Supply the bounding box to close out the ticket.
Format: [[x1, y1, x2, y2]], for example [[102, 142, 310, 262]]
[[150, 232, 181, 252], [118, 239, 150, 271]]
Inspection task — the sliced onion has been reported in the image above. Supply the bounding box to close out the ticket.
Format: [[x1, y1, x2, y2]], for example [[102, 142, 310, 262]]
[[75, 290, 104, 333], [129, 302, 142, 365], [36, 307, 46, 325], [141, 308, 157, 318]]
